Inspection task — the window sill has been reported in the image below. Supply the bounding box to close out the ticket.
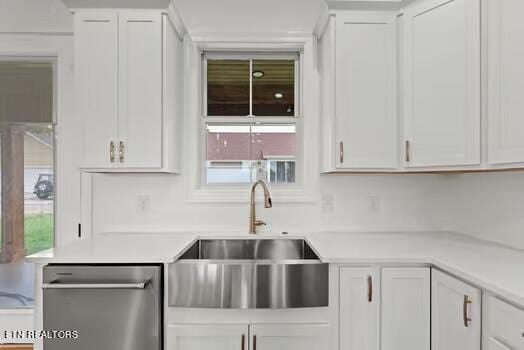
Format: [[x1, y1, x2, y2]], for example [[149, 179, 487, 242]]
[[185, 186, 314, 204]]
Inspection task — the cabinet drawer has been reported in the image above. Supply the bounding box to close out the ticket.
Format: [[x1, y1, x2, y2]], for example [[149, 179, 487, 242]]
[[487, 296, 524, 350]]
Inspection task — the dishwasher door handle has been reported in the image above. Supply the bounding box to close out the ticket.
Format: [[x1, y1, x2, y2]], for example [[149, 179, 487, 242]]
[[42, 281, 149, 290]]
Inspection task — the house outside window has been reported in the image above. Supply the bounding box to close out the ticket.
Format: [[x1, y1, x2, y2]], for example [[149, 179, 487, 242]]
[[202, 53, 300, 186]]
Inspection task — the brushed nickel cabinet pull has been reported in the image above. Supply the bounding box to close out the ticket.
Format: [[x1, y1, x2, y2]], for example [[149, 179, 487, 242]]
[[339, 141, 344, 164], [109, 141, 116, 163], [253, 335, 257, 350], [367, 275, 373, 302], [405, 140, 411, 162], [241, 334, 245, 350], [119, 141, 125, 163], [463, 294, 472, 327]]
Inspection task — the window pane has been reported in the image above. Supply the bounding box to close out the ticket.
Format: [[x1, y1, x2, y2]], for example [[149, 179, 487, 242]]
[[251, 124, 296, 184], [207, 60, 250, 116], [0, 124, 54, 308], [206, 123, 252, 183], [0, 61, 54, 309], [252, 60, 295, 116]]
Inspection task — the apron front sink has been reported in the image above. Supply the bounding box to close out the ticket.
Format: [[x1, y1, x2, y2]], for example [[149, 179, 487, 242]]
[[168, 239, 328, 309]]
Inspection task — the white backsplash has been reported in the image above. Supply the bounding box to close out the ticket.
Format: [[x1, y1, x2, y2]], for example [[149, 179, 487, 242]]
[[91, 173, 452, 235], [445, 172, 524, 250]]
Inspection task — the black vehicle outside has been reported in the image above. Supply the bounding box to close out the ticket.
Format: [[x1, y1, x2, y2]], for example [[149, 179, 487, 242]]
[[33, 173, 54, 200]]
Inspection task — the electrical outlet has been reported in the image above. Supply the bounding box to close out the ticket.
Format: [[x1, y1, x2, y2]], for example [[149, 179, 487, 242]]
[[368, 197, 381, 214], [137, 195, 151, 213], [322, 194, 335, 214]]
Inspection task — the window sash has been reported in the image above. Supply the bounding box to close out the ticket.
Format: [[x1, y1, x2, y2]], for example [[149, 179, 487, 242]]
[[201, 119, 300, 187], [202, 53, 300, 118]]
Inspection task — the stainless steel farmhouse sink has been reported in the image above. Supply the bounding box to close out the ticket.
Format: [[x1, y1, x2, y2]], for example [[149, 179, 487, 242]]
[[168, 239, 329, 309]]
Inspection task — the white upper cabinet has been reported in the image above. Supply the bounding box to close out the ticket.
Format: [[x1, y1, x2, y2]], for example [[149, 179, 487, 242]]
[[381, 267, 430, 350], [432, 269, 481, 350], [118, 12, 163, 169], [332, 13, 398, 170], [339, 267, 380, 350], [75, 11, 119, 169], [487, 0, 524, 165], [402, 0, 481, 168], [76, 10, 181, 172]]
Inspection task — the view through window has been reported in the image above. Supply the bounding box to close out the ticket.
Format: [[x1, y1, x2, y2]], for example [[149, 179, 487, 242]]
[[0, 62, 54, 308], [204, 55, 298, 185]]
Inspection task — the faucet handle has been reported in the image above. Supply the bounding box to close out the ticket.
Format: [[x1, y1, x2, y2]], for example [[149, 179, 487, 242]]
[[254, 220, 267, 227]]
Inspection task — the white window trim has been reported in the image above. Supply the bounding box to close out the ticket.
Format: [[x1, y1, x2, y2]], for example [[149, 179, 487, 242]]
[[183, 35, 317, 203]]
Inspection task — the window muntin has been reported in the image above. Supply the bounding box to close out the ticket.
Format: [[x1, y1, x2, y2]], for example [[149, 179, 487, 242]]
[[202, 53, 300, 186]]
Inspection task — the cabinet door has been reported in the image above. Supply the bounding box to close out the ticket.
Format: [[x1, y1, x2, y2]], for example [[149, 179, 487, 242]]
[[249, 324, 330, 350], [118, 11, 163, 168], [339, 267, 380, 350], [403, 0, 481, 167], [167, 324, 248, 350], [75, 11, 119, 168], [487, 338, 512, 350], [381, 267, 430, 350], [486, 296, 524, 350], [335, 14, 397, 169], [432, 269, 481, 350], [487, 0, 524, 165]]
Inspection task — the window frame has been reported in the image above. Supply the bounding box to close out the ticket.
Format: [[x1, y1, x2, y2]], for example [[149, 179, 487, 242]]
[[200, 52, 302, 188]]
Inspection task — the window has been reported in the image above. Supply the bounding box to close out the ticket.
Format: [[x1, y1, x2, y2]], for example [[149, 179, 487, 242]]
[[0, 61, 55, 308], [203, 53, 299, 186]]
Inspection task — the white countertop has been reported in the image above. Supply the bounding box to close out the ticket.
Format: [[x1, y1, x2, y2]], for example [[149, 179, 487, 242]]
[[307, 231, 524, 307], [26, 232, 198, 263], [27, 231, 524, 307]]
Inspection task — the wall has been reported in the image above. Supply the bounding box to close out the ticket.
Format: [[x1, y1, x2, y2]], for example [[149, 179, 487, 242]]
[[90, 31, 452, 236], [174, 0, 326, 35], [444, 172, 524, 250], [0, 0, 72, 33]]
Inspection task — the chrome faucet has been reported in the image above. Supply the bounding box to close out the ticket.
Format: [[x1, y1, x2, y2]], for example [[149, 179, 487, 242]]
[[249, 179, 273, 234]]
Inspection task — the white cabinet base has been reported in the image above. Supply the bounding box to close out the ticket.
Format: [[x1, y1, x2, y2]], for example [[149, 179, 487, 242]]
[[432, 269, 481, 350]]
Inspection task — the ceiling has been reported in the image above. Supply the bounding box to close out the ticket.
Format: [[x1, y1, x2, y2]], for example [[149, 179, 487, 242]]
[[173, 0, 327, 35]]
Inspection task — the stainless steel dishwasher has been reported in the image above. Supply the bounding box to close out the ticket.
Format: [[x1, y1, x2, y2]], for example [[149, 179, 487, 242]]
[[42, 264, 162, 350]]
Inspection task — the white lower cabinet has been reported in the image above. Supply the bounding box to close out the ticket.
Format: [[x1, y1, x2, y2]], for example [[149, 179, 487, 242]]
[[339, 267, 430, 350], [485, 296, 524, 350], [250, 324, 330, 350], [167, 323, 329, 350], [167, 324, 248, 350], [432, 269, 481, 350], [339, 267, 380, 350], [381, 267, 430, 350]]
